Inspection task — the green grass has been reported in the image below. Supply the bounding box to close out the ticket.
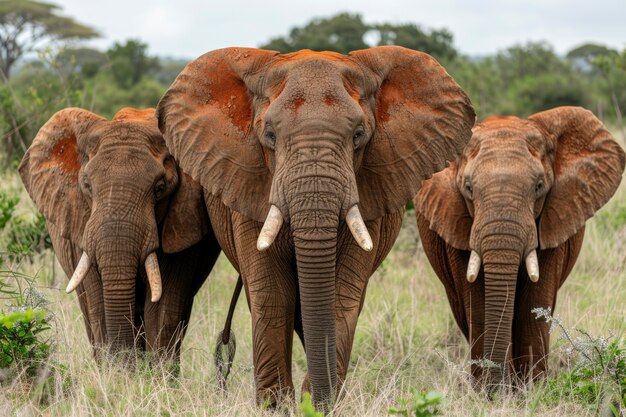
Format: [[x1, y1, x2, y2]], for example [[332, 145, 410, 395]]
[[0, 165, 625, 416]]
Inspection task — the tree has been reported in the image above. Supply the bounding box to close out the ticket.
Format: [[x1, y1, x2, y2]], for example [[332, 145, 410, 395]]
[[261, 13, 369, 54], [106, 39, 160, 88], [374, 23, 456, 62], [260, 13, 458, 61], [566, 43, 617, 73], [0, 0, 99, 79]]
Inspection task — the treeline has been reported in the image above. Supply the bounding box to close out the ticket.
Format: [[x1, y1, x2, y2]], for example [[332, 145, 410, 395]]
[[1, 7, 625, 167]]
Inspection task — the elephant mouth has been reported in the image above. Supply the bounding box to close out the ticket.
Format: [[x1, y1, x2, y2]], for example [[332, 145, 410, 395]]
[[65, 251, 163, 302], [257, 204, 373, 252], [465, 249, 540, 283]]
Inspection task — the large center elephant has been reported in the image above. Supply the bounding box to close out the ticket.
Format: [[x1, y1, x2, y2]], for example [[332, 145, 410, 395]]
[[157, 46, 475, 409], [19, 107, 220, 363], [414, 107, 625, 388]]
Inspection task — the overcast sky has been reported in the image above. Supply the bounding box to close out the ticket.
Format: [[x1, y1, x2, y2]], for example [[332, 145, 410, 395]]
[[52, 0, 625, 59]]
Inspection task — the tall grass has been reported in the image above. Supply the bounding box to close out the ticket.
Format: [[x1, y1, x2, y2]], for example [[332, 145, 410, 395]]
[[1, 164, 624, 416]]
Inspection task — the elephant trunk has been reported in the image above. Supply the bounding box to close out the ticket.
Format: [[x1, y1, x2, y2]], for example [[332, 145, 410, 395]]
[[99, 258, 138, 351], [292, 209, 338, 410], [286, 151, 351, 410], [482, 244, 520, 389], [88, 215, 160, 353]]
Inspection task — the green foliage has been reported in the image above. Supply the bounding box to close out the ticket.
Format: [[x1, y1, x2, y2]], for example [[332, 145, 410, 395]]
[[0, 189, 51, 266], [107, 39, 160, 88], [0, 188, 19, 229], [262, 13, 369, 54], [260, 13, 456, 61], [299, 392, 324, 417], [389, 389, 443, 416], [533, 308, 626, 414], [0, 267, 52, 379], [374, 23, 456, 62], [0, 307, 51, 372], [0, 0, 99, 78]]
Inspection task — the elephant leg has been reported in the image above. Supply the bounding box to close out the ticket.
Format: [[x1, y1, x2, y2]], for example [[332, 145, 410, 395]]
[[462, 270, 485, 381], [144, 235, 221, 364], [512, 230, 584, 382], [232, 213, 297, 407], [417, 212, 470, 339]]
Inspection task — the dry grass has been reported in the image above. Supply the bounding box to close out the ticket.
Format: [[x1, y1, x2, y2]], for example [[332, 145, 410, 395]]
[[1, 167, 625, 416]]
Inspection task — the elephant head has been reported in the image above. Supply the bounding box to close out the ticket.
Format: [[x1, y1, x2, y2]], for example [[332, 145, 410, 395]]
[[19, 107, 208, 353], [157, 46, 474, 406], [416, 106, 625, 386]]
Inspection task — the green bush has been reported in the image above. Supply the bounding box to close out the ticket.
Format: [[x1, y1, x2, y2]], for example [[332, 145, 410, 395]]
[[0, 279, 52, 379], [533, 307, 626, 415], [389, 389, 443, 417]]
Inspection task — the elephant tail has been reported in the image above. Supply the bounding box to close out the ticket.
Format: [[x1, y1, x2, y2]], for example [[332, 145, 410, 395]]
[[215, 274, 243, 392]]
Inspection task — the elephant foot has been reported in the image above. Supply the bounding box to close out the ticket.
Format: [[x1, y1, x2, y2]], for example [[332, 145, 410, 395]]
[[256, 385, 295, 409]]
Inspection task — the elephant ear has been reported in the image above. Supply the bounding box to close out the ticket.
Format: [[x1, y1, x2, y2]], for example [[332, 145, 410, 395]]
[[414, 162, 472, 250], [350, 46, 475, 220], [19, 108, 104, 244], [160, 169, 209, 254], [156, 47, 278, 223], [529, 106, 626, 249]]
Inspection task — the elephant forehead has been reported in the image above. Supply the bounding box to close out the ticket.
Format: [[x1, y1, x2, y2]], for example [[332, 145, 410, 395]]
[[472, 120, 546, 151], [270, 53, 362, 93]]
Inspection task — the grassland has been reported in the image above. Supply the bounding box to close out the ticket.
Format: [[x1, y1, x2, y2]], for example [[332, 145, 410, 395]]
[[1, 165, 625, 416]]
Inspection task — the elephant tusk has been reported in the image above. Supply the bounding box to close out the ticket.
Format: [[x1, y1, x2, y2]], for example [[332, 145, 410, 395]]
[[466, 250, 481, 283], [257, 205, 283, 251], [525, 250, 540, 283], [346, 205, 373, 252], [66, 252, 91, 294], [145, 252, 162, 302]]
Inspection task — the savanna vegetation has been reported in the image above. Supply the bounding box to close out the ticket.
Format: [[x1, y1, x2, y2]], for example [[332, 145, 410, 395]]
[[0, 2, 625, 415]]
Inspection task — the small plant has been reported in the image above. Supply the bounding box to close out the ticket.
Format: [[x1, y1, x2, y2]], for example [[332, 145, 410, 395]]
[[0, 261, 53, 381], [299, 392, 324, 417], [0, 190, 20, 230], [533, 307, 626, 415], [389, 389, 444, 417]]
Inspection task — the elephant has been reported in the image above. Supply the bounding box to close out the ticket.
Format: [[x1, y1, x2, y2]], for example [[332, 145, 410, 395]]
[[19, 107, 220, 364], [414, 106, 625, 389], [156, 45, 475, 409]]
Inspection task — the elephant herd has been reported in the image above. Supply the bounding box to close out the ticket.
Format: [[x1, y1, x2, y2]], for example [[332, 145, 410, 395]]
[[18, 46, 625, 412]]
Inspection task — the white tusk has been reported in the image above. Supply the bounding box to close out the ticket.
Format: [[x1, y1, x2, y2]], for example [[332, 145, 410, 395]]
[[525, 250, 540, 283], [346, 205, 373, 252], [145, 252, 162, 302], [257, 205, 284, 251], [467, 250, 481, 283], [66, 252, 91, 293]]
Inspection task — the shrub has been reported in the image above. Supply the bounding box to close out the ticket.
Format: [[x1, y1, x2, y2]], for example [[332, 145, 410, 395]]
[[533, 307, 626, 415], [389, 389, 443, 417]]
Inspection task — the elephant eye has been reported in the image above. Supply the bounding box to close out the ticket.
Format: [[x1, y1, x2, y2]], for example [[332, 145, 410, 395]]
[[535, 179, 545, 196], [154, 178, 166, 200], [353, 125, 365, 148], [264, 124, 276, 149], [82, 176, 92, 195], [464, 180, 473, 199]]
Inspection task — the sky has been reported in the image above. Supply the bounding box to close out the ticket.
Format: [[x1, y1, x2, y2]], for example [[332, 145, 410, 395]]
[[51, 0, 625, 59]]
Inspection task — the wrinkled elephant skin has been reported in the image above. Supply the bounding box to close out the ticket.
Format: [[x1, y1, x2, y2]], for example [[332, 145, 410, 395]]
[[19, 107, 220, 363], [157, 46, 475, 409], [415, 107, 625, 388]]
